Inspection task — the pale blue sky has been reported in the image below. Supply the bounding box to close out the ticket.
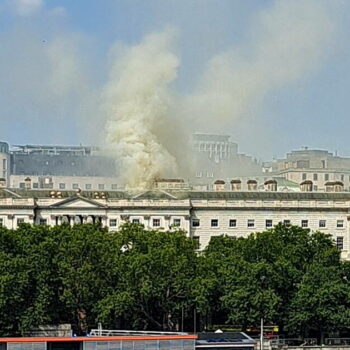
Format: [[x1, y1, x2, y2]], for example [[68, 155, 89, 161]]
[[1, 0, 350, 160]]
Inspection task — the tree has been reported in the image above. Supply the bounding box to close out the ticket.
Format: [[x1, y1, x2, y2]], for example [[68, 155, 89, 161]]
[[287, 247, 350, 342], [96, 223, 199, 331], [55, 223, 112, 333]]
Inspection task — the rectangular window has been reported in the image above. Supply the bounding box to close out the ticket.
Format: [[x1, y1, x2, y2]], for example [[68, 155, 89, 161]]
[[85, 184, 92, 190], [319, 220, 326, 228], [17, 218, 25, 225], [19, 182, 25, 189], [337, 220, 344, 228], [111, 184, 118, 190], [0, 218, 3, 226], [313, 173, 318, 181], [173, 218, 181, 226], [229, 219, 237, 227], [283, 220, 291, 225], [301, 220, 308, 228], [341, 174, 344, 181], [109, 219, 117, 227], [325, 174, 329, 181], [153, 218, 160, 227], [72, 183, 79, 189], [266, 219, 273, 228], [192, 219, 200, 227], [302, 173, 307, 180], [132, 218, 140, 224], [59, 183, 66, 189], [211, 219, 219, 227], [39, 218, 47, 226], [314, 185, 318, 191], [247, 219, 255, 228], [98, 184, 105, 190], [336, 236, 344, 250]]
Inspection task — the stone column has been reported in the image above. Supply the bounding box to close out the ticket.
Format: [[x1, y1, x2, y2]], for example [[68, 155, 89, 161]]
[[7, 214, 14, 229], [28, 215, 34, 225], [50, 215, 57, 226], [347, 216, 350, 259], [143, 215, 150, 229], [184, 215, 191, 236], [101, 215, 108, 227], [164, 215, 171, 229]]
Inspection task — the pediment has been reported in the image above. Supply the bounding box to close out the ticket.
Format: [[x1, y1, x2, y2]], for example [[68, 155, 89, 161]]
[[132, 189, 177, 200], [50, 196, 106, 208]]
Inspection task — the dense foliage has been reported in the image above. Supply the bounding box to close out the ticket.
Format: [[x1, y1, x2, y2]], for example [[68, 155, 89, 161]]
[[0, 222, 349, 340]]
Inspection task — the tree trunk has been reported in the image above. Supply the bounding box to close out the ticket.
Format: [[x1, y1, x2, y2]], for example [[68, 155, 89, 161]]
[[77, 308, 87, 334]]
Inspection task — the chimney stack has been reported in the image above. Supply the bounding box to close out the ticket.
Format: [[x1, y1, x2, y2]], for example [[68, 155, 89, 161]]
[[264, 179, 277, 192], [230, 179, 241, 191], [325, 181, 344, 192], [24, 177, 32, 190], [0, 178, 6, 188], [213, 180, 225, 191], [300, 180, 313, 192], [247, 179, 257, 191]]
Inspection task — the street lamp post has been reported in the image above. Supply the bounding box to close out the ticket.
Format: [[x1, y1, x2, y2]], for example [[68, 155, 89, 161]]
[[260, 318, 264, 350]]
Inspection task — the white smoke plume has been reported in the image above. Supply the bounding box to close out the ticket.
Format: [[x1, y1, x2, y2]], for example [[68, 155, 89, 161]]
[[185, 0, 337, 132], [101, 0, 341, 188], [103, 30, 180, 189]]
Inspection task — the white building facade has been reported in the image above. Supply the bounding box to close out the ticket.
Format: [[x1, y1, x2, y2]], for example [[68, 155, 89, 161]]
[[0, 188, 350, 259]]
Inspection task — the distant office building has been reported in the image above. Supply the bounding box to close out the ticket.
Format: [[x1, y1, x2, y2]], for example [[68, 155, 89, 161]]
[[10, 144, 115, 177], [191, 133, 261, 183], [263, 148, 350, 192], [0, 142, 10, 183], [0, 142, 118, 190]]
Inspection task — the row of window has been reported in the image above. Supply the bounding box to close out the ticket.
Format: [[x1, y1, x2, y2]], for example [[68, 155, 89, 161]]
[[109, 218, 182, 227], [192, 218, 345, 229], [0, 217, 183, 228], [18, 182, 119, 190], [302, 173, 348, 182], [0, 218, 345, 250], [1, 217, 345, 230]]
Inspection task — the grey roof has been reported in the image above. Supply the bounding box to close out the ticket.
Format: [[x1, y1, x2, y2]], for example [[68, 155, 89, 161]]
[[2, 188, 350, 201]]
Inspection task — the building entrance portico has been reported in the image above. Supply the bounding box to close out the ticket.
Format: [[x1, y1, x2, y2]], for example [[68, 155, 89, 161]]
[[51, 215, 105, 226]]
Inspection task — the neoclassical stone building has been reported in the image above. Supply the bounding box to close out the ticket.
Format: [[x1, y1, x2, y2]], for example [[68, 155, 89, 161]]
[[1, 186, 350, 259]]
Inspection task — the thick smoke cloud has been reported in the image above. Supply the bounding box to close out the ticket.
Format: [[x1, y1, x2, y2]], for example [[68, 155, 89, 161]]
[[102, 0, 340, 188], [102, 30, 180, 189], [0, 0, 345, 188]]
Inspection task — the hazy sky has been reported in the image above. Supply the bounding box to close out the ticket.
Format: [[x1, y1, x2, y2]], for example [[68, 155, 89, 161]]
[[1, 0, 350, 161]]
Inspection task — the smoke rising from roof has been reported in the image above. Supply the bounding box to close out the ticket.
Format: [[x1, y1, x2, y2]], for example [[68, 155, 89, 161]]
[[101, 0, 340, 188], [0, 0, 346, 188], [102, 30, 180, 189]]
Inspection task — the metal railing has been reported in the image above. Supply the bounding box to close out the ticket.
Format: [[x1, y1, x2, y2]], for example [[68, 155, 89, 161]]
[[325, 338, 350, 346], [270, 338, 317, 347], [89, 329, 189, 337]]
